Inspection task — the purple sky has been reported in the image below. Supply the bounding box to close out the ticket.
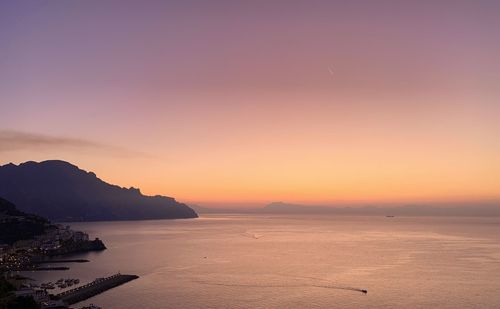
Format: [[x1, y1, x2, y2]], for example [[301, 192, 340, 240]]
[[1, 1, 499, 206]]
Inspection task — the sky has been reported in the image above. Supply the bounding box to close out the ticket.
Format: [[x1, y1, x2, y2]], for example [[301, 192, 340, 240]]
[[1, 1, 499, 208]]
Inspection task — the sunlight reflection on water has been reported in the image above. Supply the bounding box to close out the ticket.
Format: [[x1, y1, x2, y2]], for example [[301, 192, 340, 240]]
[[23, 215, 500, 308]]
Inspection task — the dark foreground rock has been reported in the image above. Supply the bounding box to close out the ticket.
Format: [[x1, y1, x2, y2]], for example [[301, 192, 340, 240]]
[[0, 198, 53, 245]]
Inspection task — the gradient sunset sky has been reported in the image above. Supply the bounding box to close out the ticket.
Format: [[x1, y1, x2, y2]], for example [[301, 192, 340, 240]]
[[1, 1, 499, 207]]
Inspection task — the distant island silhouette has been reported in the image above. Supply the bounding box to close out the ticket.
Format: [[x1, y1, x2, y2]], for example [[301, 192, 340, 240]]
[[262, 202, 500, 216], [0, 160, 198, 221], [191, 201, 500, 217]]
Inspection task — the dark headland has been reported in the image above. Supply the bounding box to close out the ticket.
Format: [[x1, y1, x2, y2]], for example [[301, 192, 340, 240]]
[[0, 160, 198, 221]]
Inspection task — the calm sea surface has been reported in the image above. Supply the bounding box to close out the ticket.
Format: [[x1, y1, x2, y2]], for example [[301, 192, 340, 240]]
[[22, 215, 500, 308]]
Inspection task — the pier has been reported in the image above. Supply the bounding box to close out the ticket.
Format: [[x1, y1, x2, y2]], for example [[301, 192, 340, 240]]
[[55, 273, 139, 305]]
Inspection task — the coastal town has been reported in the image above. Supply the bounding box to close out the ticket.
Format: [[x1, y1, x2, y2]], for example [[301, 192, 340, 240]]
[[0, 221, 108, 308], [0, 223, 105, 272], [0, 193, 142, 309]]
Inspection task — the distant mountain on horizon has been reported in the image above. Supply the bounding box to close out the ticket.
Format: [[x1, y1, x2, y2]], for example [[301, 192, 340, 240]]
[[0, 160, 198, 221], [262, 202, 500, 216], [191, 201, 500, 217]]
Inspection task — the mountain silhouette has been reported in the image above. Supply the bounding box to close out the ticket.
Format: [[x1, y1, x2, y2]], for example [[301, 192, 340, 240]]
[[0, 160, 198, 221]]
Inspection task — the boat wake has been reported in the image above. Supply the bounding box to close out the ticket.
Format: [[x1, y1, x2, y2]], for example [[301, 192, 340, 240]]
[[193, 278, 367, 294], [242, 232, 264, 239], [277, 273, 368, 294]]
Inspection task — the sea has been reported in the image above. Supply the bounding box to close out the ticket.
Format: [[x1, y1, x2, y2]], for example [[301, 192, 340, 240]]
[[20, 214, 500, 308]]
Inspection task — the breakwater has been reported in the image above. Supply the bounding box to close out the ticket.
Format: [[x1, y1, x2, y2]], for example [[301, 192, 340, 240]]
[[34, 259, 89, 264], [56, 273, 139, 305], [36, 266, 70, 271]]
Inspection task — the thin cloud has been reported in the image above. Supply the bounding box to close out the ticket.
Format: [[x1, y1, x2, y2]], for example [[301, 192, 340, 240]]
[[0, 130, 151, 158]]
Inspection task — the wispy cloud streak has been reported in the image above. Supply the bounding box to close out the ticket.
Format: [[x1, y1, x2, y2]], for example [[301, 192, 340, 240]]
[[0, 130, 150, 158]]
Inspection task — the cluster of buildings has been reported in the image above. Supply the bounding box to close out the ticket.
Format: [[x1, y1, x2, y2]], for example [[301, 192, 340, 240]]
[[0, 225, 97, 308], [16, 224, 89, 252], [36, 224, 89, 252], [0, 225, 90, 271]]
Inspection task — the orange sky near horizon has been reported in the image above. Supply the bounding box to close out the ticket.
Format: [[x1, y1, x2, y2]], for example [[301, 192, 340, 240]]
[[1, 1, 499, 207]]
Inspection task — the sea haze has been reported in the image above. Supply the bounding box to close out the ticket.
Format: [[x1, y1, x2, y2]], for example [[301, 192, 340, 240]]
[[23, 215, 500, 308]]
